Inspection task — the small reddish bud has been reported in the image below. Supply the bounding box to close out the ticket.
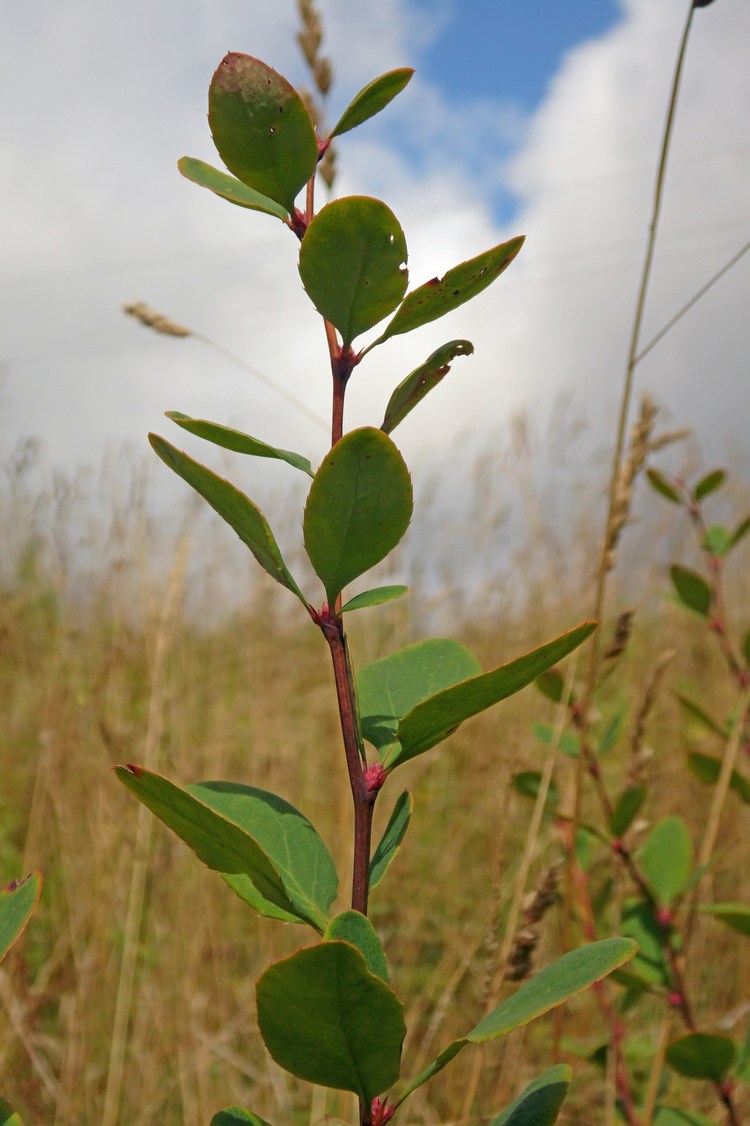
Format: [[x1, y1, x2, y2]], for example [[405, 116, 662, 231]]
[[364, 761, 387, 794], [708, 617, 724, 634], [657, 907, 674, 930], [668, 991, 683, 1008], [371, 1097, 394, 1125], [611, 838, 625, 854], [738, 670, 750, 690], [125, 763, 143, 778]]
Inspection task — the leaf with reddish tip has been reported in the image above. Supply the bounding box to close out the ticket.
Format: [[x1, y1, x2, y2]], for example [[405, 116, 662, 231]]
[[367, 236, 524, 350], [330, 68, 414, 138], [0, 872, 42, 964], [114, 767, 333, 930], [299, 197, 408, 347], [209, 53, 318, 213], [178, 157, 289, 221], [149, 435, 307, 605], [380, 340, 474, 434], [166, 412, 313, 476]]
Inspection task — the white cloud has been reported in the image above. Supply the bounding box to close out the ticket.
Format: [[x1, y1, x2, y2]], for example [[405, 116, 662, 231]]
[[1, 0, 748, 510]]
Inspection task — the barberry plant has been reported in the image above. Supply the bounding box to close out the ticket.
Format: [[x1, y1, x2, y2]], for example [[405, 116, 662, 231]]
[[114, 51, 635, 1126]]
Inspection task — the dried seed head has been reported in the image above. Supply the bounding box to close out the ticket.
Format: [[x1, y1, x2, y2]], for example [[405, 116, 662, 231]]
[[123, 302, 190, 338], [604, 608, 635, 661]]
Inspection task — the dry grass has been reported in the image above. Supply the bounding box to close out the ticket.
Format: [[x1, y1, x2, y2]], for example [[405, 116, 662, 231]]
[[1, 435, 749, 1126]]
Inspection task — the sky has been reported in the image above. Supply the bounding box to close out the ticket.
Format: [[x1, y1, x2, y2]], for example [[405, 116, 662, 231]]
[[1, 0, 749, 559]]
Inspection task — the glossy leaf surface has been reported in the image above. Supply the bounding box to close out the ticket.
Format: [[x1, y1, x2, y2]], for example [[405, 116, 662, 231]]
[[340, 585, 408, 613], [489, 1064, 571, 1126], [380, 340, 473, 433], [639, 817, 692, 906], [150, 435, 306, 604], [166, 412, 313, 476], [670, 565, 711, 617], [189, 782, 338, 931], [208, 53, 317, 213], [0, 872, 42, 963], [330, 68, 413, 138], [324, 910, 389, 981], [178, 157, 288, 221], [256, 941, 405, 1102], [303, 428, 412, 603], [210, 1111, 272, 1126], [397, 938, 635, 1105], [115, 767, 312, 925], [299, 197, 408, 346], [666, 1033, 736, 1082], [369, 791, 413, 890], [389, 622, 597, 768], [358, 638, 481, 757], [370, 236, 524, 347]]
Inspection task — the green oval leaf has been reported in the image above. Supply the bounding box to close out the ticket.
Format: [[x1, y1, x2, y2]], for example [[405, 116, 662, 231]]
[[189, 782, 338, 932], [396, 938, 635, 1107], [210, 1111, 272, 1126], [620, 900, 670, 986], [731, 514, 750, 549], [324, 910, 389, 981], [687, 752, 750, 804], [149, 435, 307, 605], [534, 667, 567, 705], [299, 197, 408, 346], [389, 622, 597, 769], [693, 468, 726, 501], [647, 468, 684, 504], [639, 816, 692, 906], [369, 236, 524, 348], [208, 53, 317, 213], [330, 68, 414, 139], [489, 1064, 571, 1126], [340, 585, 408, 613], [380, 340, 474, 434], [670, 564, 711, 617], [609, 784, 647, 838], [358, 638, 481, 757], [369, 790, 413, 891], [512, 771, 559, 810], [114, 766, 319, 927], [303, 428, 413, 603], [666, 1033, 736, 1082], [654, 1108, 715, 1126], [699, 902, 750, 936], [256, 941, 405, 1102], [702, 525, 733, 558], [166, 412, 313, 476], [0, 872, 42, 964], [677, 694, 728, 738], [178, 157, 289, 221]]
